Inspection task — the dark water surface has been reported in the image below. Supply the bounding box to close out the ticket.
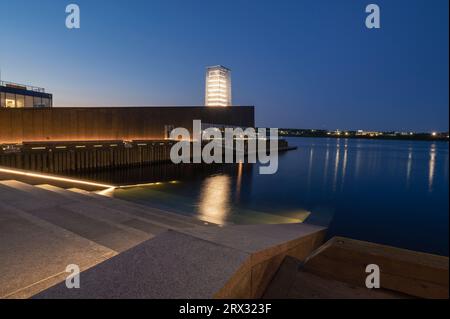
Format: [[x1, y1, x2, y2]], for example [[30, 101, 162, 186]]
[[74, 138, 449, 256]]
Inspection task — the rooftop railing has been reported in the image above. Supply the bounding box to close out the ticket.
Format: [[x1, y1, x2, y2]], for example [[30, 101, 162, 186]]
[[0, 80, 46, 93]]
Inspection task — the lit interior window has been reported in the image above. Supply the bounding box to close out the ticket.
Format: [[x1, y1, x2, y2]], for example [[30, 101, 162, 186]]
[[5, 99, 15, 108]]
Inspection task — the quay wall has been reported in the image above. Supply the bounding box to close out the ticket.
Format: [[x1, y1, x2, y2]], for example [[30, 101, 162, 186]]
[[0, 141, 174, 174], [0, 139, 289, 174]]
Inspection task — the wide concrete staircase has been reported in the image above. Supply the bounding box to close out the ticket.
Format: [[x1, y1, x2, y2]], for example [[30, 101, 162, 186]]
[[0, 180, 211, 299], [4, 179, 446, 299]]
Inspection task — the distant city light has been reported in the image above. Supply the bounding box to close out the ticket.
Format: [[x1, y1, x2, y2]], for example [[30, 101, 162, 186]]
[[432, 132, 437, 137]]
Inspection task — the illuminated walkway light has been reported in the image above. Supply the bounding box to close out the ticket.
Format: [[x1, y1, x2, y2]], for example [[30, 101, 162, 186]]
[[0, 167, 115, 189]]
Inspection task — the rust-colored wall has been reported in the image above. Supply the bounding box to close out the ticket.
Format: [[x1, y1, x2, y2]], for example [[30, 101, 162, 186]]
[[0, 106, 255, 143]]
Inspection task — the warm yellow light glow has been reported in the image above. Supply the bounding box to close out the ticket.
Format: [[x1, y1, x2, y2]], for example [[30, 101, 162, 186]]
[[207, 94, 227, 98], [96, 187, 116, 197], [208, 88, 227, 92], [5, 99, 15, 108], [236, 162, 243, 201], [198, 175, 231, 224], [118, 181, 164, 189], [0, 167, 115, 189], [205, 66, 231, 107]]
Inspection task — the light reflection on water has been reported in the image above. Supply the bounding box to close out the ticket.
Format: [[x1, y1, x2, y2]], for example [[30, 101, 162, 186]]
[[341, 143, 348, 192], [71, 138, 449, 255], [235, 162, 243, 202], [198, 175, 231, 224], [428, 144, 437, 192], [406, 147, 413, 188]]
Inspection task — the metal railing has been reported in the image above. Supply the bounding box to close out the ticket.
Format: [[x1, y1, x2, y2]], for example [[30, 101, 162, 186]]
[[0, 80, 46, 93]]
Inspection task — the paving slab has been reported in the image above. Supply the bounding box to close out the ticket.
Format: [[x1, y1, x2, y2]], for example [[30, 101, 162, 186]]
[[59, 200, 167, 236], [23, 205, 151, 252], [0, 183, 73, 210], [180, 223, 326, 254], [34, 223, 326, 299], [0, 203, 116, 299], [1, 182, 152, 251], [37, 185, 175, 236], [34, 230, 249, 299]]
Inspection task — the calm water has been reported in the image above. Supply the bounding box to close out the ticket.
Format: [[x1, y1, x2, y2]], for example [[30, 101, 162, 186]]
[[74, 138, 449, 256]]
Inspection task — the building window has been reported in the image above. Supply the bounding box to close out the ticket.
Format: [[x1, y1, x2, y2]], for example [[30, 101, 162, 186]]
[[5, 93, 15, 108], [16, 95, 25, 108], [25, 95, 33, 107], [41, 98, 50, 108], [33, 96, 42, 107]]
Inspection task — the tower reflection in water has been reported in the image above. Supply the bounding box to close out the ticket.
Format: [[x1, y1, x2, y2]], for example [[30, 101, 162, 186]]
[[198, 175, 232, 225], [198, 162, 248, 225]]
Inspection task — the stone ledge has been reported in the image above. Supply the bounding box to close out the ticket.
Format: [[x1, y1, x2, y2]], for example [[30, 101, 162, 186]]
[[34, 223, 326, 299]]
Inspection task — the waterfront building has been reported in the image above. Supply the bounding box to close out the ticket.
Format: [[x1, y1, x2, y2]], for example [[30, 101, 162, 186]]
[[0, 81, 53, 108], [0, 106, 254, 144], [205, 66, 232, 107], [356, 130, 383, 137]]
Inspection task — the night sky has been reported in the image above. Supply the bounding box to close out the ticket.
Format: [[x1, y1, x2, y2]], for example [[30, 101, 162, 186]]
[[1, 0, 448, 131]]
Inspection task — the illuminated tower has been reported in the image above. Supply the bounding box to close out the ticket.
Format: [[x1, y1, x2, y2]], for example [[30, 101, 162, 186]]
[[205, 65, 232, 107]]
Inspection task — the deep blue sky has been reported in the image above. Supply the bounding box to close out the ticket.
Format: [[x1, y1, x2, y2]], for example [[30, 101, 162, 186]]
[[0, 0, 448, 131]]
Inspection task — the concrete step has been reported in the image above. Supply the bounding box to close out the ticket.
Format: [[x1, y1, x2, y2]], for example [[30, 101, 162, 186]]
[[112, 186, 311, 226], [0, 202, 116, 299], [68, 188, 212, 229], [2, 181, 154, 237], [43, 184, 204, 230], [0, 181, 151, 252], [230, 207, 310, 225], [36, 184, 169, 236], [100, 187, 214, 226], [113, 187, 205, 219], [0, 181, 76, 210], [100, 188, 214, 227]]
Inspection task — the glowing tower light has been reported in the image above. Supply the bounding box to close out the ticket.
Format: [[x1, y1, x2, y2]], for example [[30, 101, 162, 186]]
[[205, 65, 232, 107]]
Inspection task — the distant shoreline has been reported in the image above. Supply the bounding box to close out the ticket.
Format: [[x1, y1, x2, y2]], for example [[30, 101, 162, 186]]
[[280, 134, 449, 142]]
